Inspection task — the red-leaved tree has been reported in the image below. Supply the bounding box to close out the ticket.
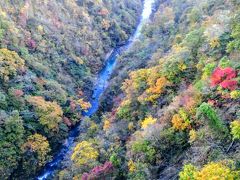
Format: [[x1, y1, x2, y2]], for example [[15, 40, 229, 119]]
[[211, 67, 238, 90], [82, 162, 114, 180]]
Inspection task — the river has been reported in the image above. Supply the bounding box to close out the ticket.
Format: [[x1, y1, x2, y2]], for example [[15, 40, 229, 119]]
[[37, 0, 155, 179]]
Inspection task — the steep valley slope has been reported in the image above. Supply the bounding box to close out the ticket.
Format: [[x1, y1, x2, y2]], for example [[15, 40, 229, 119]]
[[61, 0, 240, 179], [0, 0, 142, 179]]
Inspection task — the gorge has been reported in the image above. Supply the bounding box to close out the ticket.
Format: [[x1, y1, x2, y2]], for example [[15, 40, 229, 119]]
[[0, 0, 239, 179], [38, 0, 156, 179]]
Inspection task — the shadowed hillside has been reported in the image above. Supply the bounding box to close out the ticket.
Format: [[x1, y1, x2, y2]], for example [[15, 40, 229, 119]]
[[0, 0, 142, 179]]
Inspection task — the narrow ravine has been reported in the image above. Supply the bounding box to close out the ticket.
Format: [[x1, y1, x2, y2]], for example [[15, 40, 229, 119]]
[[37, 0, 155, 179]]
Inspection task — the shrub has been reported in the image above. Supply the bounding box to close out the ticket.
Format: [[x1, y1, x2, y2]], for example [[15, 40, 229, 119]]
[[117, 100, 132, 120], [8, 88, 25, 110], [58, 170, 72, 180], [219, 56, 231, 68], [209, 38, 220, 48], [0, 17, 8, 41], [103, 119, 111, 131], [152, 128, 188, 160], [162, 59, 184, 83], [189, 8, 202, 24], [80, 118, 98, 137], [122, 69, 149, 98], [110, 153, 121, 167], [128, 159, 136, 173], [40, 80, 68, 104], [182, 29, 204, 53], [76, 98, 91, 111]]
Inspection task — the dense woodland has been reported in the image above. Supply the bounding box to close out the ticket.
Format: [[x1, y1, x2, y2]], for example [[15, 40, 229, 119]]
[[59, 0, 240, 179], [0, 0, 142, 179], [0, 0, 240, 179]]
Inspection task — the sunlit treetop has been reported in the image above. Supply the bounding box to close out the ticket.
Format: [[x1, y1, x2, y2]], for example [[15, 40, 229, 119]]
[[0, 48, 25, 82], [27, 96, 63, 131], [71, 140, 99, 167], [22, 133, 51, 166], [141, 116, 157, 129]]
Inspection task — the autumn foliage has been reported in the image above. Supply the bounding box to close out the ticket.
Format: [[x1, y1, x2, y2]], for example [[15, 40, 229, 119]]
[[172, 109, 191, 131], [76, 98, 91, 111], [22, 134, 51, 167], [139, 77, 168, 103], [141, 116, 157, 129], [0, 0, 143, 178], [82, 162, 114, 180], [230, 120, 240, 140], [0, 48, 25, 82], [71, 141, 98, 167], [27, 96, 63, 131], [211, 67, 238, 90], [180, 161, 239, 180]]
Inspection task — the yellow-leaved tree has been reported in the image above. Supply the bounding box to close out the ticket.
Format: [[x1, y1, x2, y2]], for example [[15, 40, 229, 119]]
[[141, 116, 157, 129], [172, 109, 191, 131], [76, 98, 91, 111], [143, 77, 168, 103], [22, 133, 51, 167], [27, 96, 63, 131], [0, 48, 25, 82], [71, 141, 99, 168], [179, 161, 239, 180], [231, 120, 240, 140]]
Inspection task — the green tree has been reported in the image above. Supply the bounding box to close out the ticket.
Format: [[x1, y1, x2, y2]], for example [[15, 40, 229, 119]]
[[131, 140, 156, 163], [189, 8, 202, 24], [227, 12, 240, 52], [197, 103, 226, 133], [0, 111, 25, 179], [0, 91, 7, 109], [182, 29, 204, 56]]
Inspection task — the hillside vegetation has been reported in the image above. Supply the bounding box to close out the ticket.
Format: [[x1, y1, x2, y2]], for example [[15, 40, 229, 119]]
[[0, 0, 142, 178], [60, 0, 240, 179]]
